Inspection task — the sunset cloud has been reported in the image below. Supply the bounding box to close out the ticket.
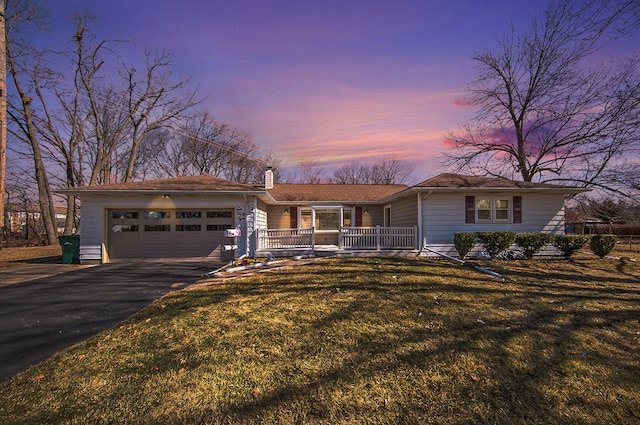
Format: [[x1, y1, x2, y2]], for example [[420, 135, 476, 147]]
[[48, 0, 636, 181]]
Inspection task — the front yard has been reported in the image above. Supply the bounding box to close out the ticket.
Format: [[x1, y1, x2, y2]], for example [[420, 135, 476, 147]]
[[0, 255, 638, 424]]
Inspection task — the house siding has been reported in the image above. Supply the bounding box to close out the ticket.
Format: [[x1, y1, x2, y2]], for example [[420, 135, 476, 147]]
[[389, 194, 418, 227], [360, 205, 383, 227], [421, 192, 565, 256], [267, 205, 290, 229]]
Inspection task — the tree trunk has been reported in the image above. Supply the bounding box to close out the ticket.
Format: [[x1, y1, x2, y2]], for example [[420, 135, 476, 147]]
[[6, 42, 58, 245]]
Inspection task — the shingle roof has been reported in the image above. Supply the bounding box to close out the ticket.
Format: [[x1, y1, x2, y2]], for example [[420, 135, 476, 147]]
[[414, 173, 585, 190], [266, 184, 408, 202], [61, 175, 263, 193]]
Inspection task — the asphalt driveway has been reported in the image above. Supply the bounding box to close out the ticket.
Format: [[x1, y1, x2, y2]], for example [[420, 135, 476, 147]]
[[0, 261, 218, 382]]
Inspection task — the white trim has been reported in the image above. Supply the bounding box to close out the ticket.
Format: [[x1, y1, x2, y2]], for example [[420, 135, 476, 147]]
[[475, 196, 512, 223]]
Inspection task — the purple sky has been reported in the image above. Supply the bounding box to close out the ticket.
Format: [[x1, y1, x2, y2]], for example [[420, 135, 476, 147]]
[[43, 1, 637, 180]]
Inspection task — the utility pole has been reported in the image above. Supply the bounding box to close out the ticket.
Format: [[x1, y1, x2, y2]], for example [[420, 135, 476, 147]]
[[0, 0, 6, 249]]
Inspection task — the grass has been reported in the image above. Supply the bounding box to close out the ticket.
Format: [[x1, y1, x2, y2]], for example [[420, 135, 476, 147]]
[[0, 245, 62, 266], [0, 255, 638, 424]]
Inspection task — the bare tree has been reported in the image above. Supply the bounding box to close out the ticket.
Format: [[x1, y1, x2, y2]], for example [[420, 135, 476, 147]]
[[283, 160, 327, 183], [69, 16, 200, 185], [445, 1, 640, 196], [151, 113, 277, 184], [332, 157, 415, 184], [5, 0, 58, 244]]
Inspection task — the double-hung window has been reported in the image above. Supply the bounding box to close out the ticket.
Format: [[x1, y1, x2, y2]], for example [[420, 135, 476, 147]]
[[476, 197, 511, 222]]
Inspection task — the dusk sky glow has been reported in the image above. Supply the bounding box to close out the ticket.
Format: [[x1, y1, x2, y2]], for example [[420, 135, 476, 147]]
[[43, 1, 638, 180]]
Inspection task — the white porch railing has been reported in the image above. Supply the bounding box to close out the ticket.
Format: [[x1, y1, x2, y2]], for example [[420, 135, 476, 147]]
[[256, 226, 417, 251], [257, 227, 315, 249], [339, 226, 418, 250]]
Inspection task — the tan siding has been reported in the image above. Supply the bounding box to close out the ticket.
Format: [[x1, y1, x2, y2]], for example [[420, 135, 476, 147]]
[[389, 195, 418, 227], [361, 206, 383, 227], [267, 205, 292, 229]]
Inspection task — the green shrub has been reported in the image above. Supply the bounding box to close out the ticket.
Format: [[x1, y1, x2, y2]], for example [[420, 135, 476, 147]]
[[589, 234, 617, 258], [454, 232, 477, 259], [514, 233, 554, 259], [553, 235, 590, 259], [476, 231, 516, 259]]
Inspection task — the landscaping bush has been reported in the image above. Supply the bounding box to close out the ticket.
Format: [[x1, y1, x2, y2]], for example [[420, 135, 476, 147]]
[[589, 234, 617, 258], [454, 232, 477, 259], [476, 231, 516, 259], [514, 233, 554, 259], [553, 234, 590, 259]]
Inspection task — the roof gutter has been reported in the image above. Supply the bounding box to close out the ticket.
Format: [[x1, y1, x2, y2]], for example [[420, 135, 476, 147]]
[[56, 189, 267, 196]]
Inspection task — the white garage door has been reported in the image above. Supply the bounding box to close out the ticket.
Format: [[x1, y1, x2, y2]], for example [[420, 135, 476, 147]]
[[108, 209, 235, 260]]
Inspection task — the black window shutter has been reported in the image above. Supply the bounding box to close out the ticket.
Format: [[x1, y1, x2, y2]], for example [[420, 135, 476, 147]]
[[513, 196, 522, 223], [465, 196, 475, 223]]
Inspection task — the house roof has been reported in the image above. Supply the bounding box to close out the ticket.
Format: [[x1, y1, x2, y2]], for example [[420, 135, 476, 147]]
[[58, 175, 265, 194], [413, 173, 588, 191], [59, 172, 588, 202], [265, 184, 408, 203]]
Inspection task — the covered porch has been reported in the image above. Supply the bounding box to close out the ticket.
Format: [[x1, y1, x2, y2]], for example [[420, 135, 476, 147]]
[[255, 226, 419, 257]]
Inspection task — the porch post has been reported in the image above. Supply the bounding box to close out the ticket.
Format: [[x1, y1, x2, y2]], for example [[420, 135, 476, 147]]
[[311, 226, 316, 255], [376, 225, 381, 250], [414, 225, 418, 249], [338, 227, 343, 249], [256, 228, 260, 251]]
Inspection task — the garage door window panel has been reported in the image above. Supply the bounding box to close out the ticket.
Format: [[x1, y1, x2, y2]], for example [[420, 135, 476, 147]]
[[112, 211, 139, 219], [144, 224, 171, 231], [112, 224, 139, 232], [176, 225, 202, 231], [207, 224, 232, 231], [207, 211, 232, 218], [144, 211, 171, 219], [176, 211, 202, 219]]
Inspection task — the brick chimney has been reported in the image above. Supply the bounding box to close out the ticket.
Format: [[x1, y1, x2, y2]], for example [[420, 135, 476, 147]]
[[265, 167, 274, 189]]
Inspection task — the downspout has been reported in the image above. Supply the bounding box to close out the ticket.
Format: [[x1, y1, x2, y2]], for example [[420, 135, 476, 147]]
[[243, 194, 250, 258], [418, 190, 432, 253], [252, 196, 258, 257]]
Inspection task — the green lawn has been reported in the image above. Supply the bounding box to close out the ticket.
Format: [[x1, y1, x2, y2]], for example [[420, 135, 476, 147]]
[[1, 256, 638, 424]]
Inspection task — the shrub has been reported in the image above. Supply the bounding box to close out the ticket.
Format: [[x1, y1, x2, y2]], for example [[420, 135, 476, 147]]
[[553, 235, 590, 259], [589, 234, 617, 258], [476, 231, 516, 259], [514, 233, 554, 260], [454, 232, 477, 259]]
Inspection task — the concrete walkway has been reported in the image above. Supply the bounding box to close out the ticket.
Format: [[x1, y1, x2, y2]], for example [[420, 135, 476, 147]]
[[0, 261, 218, 382]]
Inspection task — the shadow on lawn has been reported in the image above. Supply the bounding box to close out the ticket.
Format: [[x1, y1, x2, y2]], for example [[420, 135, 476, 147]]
[[155, 257, 640, 424], [17, 257, 634, 424]]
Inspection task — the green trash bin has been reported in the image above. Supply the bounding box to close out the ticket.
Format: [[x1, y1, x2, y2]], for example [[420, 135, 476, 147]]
[[59, 235, 80, 264]]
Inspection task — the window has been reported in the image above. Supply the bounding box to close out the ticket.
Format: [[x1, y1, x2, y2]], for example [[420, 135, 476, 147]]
[[300, 209, 312, 228], [299, 208, 347, 230], [112, 211, 139, 219], [207, 211, 233, 218], [207, 224, 233, 231], [495, 199, 510, 220], [144, 211, 171, 219], [176, 225, 201, 231], [476, 198, 511, 222], [144, 224, 171, 231], [314, 210, 340, 231], [477, 199, 492, 221], [112, 225, 139, 232], [343, 209, 352, 227], [176, 211, 201, 219]]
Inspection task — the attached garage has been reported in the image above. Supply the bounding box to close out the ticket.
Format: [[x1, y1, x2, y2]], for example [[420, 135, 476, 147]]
[[60, 175, 266, 264], [108, 208, 235, 261]]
